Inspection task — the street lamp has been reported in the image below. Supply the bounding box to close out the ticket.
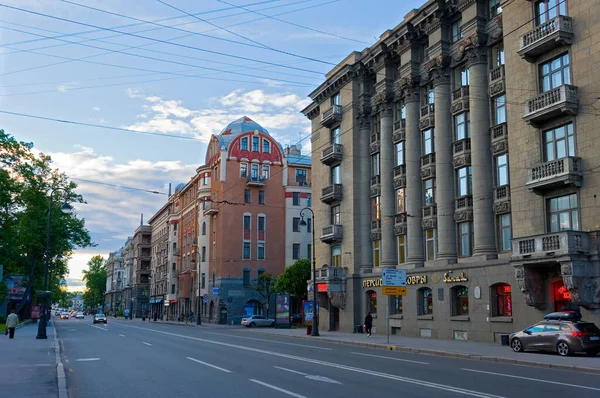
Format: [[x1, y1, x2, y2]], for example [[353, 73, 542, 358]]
[[191, 257, 201, 325], [36, 189, 73, 340], [298, 207, 319, 337]]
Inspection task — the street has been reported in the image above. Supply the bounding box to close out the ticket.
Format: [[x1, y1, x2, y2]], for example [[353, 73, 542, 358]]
[[54, 318, 600, 398]]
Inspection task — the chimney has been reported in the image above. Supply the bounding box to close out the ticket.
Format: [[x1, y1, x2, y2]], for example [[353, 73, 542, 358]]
[[168, 183, 172, 197], [140, 213, 143, 226]]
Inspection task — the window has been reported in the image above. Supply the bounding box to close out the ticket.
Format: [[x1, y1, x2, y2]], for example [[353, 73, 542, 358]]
[[543, 123, 575, 162], [262, 139, 270, 153], [258, 216, 265, 232], [243, 242, 251, 259], [423, 129, 434, 155], [307, 244, 311, 260], [489, 0, 502, 17], [394, 102, 406, 122], [499, 214, 512, 252], [292, 244, 300, 259], [257, 243, 265, 259], [331, 165, 341, 184], [307, 218, 312, 233], [496, 154, 509, 186], [390, 295, 403, 315], [262, 165, 270, 179], [366, 290, 377, 315], [455, 112, 470, 140], [371, 115, 381, 139], [395, 141, 404, 166], [243, 215, 251, 230], [451, 286, 469, 316], [373, 240, 380, 267], [536, 0, 567, 25], [331, 205, 341, 224], [296, 169, 307, 185], [252, 136, 259, 152], [293, 217, 300, 232], [494, 95, 506, 125], [251, 164, 259, 178], [457, 167, 473, 196], [371, 153, 380, 177], [548, 193, 579, 232], [331, 245, 341, 267], [540, 54, 570, 92], [454, 65, 470, 88], [331, 92, 340, 105], [424, 84, 434, 106], [244, 189, 251, 204], [425, 229, 437, 261], [171, 284, 176, 294], [258, 190, 265, 205], [201, 273, 206, 289], [424, 179, 436, 205], [491, 43, 504, 67], [459, 222, 473, 257], [307, 193, 312, 207], [292, 192, 300, 206], [418, 288, 433, 315], [243, 269, 250, 287], [491, 283, 512, 317], [201, 246, 206, 262], [203, 173, 209, 185], [240, 163, 248, 178], [172, 262, 176, 272], [397, 235, 406, 264], [451, 19, 463, 42], [371, 197, 381, 222], [241, 137, 248, 150], [331, 127, 341, 144], [214, 166, 219, 180], [212, 271, 215, 287], [396, 188, 405, 214], [202, 222, 206, 235]]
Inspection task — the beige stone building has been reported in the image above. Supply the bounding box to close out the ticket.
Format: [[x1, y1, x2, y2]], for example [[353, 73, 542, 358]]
[[302, 0, 600, 342]]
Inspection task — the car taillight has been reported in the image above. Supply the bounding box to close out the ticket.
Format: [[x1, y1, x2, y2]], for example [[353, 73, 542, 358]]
[[572, 331, 589, 338]]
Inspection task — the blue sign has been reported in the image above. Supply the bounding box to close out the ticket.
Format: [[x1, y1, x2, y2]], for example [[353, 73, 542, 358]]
[[212, 288, 219, 296], [203, 294, 209, 303]]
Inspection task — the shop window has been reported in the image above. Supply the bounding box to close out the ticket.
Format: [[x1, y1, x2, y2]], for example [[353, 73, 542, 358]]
[[366, 290, 377, 315], [553, 279, 580, 312], [390, 295, 402, 315], [451, 285, 469, 316], [491, 283, 512, 317], [418, 287, 433, 315]]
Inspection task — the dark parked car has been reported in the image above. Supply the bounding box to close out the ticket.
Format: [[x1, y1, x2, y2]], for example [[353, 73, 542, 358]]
[[93, 314, 108, 324]]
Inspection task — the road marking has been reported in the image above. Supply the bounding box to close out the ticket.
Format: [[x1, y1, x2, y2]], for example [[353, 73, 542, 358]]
[[142, 342, 153, 346], [76, 358, 101, 362], [119, 334, 126, 337], [68, 329, 77, 332], [205, 332, 332, 351], [274, 366, 308, 375], [249, 379, 307, 398], [186, 357, 231, 373], [114, 323, 505, 398], [461, 368, 600, 392], [90, 324, 107, 331], [274, 366, 342, 384], [350, 352, 429, 365]]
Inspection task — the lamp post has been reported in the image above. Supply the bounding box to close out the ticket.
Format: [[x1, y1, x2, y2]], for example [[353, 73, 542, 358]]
[[298, 207, 319, 337], [191, 257, 202, 325], [36, 189, 73, 340]]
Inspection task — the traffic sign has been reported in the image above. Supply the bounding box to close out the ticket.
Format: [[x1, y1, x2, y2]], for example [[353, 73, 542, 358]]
[[212, 287, 219, 296], [382, 269, 406, 287], [203, 294, 209, 303], [382, 286, 407, 296]]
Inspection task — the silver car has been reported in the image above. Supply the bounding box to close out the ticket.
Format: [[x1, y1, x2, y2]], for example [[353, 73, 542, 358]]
[[241, 315, 275, 328]]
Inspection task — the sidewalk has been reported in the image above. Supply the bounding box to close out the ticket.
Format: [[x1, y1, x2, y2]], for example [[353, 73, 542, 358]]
[[0, 321, 59, 398], [240, 327, 600, 374]]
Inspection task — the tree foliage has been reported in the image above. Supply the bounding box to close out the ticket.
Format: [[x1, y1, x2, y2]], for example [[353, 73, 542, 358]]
[[274, 259, 311, 299], [249, 273, 276, 317], [82, 255, 107, 308]]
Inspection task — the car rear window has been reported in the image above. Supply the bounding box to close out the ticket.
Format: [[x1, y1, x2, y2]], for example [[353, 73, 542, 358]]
[[575, 323, 600, 333]]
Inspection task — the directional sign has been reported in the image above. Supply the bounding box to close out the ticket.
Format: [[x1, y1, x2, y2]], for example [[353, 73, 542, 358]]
[[382, 286, 407, 296], [382, 269, 406, 287]]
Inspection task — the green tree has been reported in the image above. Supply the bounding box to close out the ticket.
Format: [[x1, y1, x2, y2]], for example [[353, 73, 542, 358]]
[[249, 273, 276, 317], [82, 256, 107, 308], [274, 259, 311, 300]]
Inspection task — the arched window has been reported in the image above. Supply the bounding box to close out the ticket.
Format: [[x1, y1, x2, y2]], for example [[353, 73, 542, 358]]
[[366, 290, 377, 315], [491, 283, 512, 317], [418, 287, 433, 315], [202, 222, 206, 235], [451, 285, 469, 316]]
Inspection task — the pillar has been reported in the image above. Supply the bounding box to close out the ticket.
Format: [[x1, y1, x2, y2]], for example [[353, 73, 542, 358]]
[[357, 112, 374, 271], [379, 100, 397, 267]]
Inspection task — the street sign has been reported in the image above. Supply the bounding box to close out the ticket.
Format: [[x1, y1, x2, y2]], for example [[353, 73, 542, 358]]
[[203, 294, 209, 303], [382, 286, 407, 296], [212, 287, 219, 296], [382, 269, 406, 287]]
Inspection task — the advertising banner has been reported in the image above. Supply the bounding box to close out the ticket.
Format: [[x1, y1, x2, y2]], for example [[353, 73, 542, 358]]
[[6, 275, 26, 301], [302, 300, 319, 326], [275, 293, 291, 328]]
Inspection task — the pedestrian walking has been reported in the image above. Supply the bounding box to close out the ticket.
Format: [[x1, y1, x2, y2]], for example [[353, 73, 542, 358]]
[[364, 311, 373, 337], [6, 310, 19, 339]]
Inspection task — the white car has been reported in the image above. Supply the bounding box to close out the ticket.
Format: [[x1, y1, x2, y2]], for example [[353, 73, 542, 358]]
[[74, 312, 85, 319]]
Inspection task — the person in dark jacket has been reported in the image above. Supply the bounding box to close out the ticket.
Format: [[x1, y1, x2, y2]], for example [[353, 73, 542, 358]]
[[364, 312, 373, 337]]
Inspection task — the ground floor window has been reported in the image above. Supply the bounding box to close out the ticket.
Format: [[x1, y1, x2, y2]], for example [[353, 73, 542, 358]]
[[553, 279, 580, 312], [390, 295, 402, 315], [418, 287, 433, 315], [451, 285, 469, 316], [366, 290, 377, 315]]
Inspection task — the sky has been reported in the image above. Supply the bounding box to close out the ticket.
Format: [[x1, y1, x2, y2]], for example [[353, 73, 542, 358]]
[[0, 0, 419, 291]]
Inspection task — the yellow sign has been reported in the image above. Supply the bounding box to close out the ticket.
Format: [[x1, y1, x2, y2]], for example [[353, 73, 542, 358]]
[[443, 271, 468, 283], [382, 286, 407, 296], [363, 275, 427, 288]]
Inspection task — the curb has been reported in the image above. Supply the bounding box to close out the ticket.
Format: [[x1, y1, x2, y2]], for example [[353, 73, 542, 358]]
[[52, 323, 68, 398], [246, 331, 600, 375]]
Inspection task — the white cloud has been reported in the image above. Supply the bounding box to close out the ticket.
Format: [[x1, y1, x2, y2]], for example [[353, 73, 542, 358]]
[[57, 82, 78, 92], [92, 106, 101, 111]]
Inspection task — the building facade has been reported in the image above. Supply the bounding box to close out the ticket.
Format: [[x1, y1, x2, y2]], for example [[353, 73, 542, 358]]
[[148, 199, 171, 319], [132, 224, 152, 317], [122, 237, 134, 316], [197, 165, 212, 320], [301, 0, 600, 342], [104, 248, 124, 314]]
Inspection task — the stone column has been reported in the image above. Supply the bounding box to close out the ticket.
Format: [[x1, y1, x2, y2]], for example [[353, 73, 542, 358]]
[[468, 47, 497, 257], [357, 112, 374, 271], [402, 80, 424, 265], [378, 100, 397, 267], [433, 68, 457, 262]]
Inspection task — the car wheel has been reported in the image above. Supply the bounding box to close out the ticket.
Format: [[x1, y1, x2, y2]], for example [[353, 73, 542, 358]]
[[249, 322, 256, 328], [510, 338, 523, 353], [556, 341, 571, 356], [271, 322, 275, 327]]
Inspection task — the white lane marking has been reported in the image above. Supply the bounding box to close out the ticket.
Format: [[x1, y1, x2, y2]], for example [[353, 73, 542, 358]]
[[186, 357, 231, 373], [114, 323, 504, 398], [76, 358, 101, 362], [90, 324, 107, 331], [68, 329, 77, 332], [350, 352, 429, 365], [250, 379, 307, 398], [203, 331, 332, 351], [274, 366, 308, 375], [142, 342, 153, 346], [119, 334, 126, 337], [461, 368, 600, 392]]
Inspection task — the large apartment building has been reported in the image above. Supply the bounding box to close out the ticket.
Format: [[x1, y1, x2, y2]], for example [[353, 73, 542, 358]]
[[103, 247, 124, 313], [301, 0, 600, 342], [148, 198, 171, 319]]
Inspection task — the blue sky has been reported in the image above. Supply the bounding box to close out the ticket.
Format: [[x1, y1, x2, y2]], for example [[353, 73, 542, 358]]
[[0, 0, 419, 289]]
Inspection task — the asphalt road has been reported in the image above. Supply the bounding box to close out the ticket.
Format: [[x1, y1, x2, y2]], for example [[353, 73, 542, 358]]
[[54, 317, 600, 398]]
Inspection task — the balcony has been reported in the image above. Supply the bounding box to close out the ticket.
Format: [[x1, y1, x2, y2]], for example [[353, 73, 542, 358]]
[[320, 224, 343, 243], [452, 138, 471, 168], [321, 104, 342, 127], [451, 86, 470, 115], [393, 119, 406, 143], [419, 104, 435, 130], [526, 156, 583, 194], [316, 266, 344, 281], [511, 230, 589, 261], [394, 213, 407, 235], [518, 16, 574, 62], [370, 175, 380, 197], [524, 85, 578, 126], [321, 143, 343, 165], [454, 195, 473, 222], [490, 123, 508, 155], [172, 248, 180, 256], [393, 165, 406, 189], [421, 153, 436, 180], [247, 175, 267, 186], [369, 134, 380, 154], [203, 201, 219, 215], [489, 65, 505, 96], [493, 184, 511, 215], [422, 205, 437, 230], [371, 219, 381, 240], [320, 183, 343, 203]]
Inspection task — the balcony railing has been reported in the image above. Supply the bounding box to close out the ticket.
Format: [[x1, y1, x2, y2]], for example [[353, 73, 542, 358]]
[[203, 201, 219, 215], [452, 138, 471, 168], [422, 205, 437, 229], [526, 156, 583, 193], [316, 266, 344, 281], [393, 119, 406, 143], [493, 184, 511, 214], [518, 16, 574, 61], [321, 143, 343, 165], [321, 104, 343, 126], [524, 84, 578, 125], [371, 219, 381, 231], [512, 230, 589, 260], [451, 86, 470, 115], [393, 165, 406, 189], [320, 183, 343, 203], [320, 224, 343, 243], [247, 175, 267, 186], [490, 123, 508, 155], [370, 175, 380, 187], [489, 65, 505, 96], [419, 104, 435, 130], [394, 213, 407, 235], [172, 248, 180, 256], [370, 134, 380, 154], [421, 153, 436, 180]]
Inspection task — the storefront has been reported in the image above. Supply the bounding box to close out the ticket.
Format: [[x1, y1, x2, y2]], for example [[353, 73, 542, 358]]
[[149, 296, 164, 319]]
